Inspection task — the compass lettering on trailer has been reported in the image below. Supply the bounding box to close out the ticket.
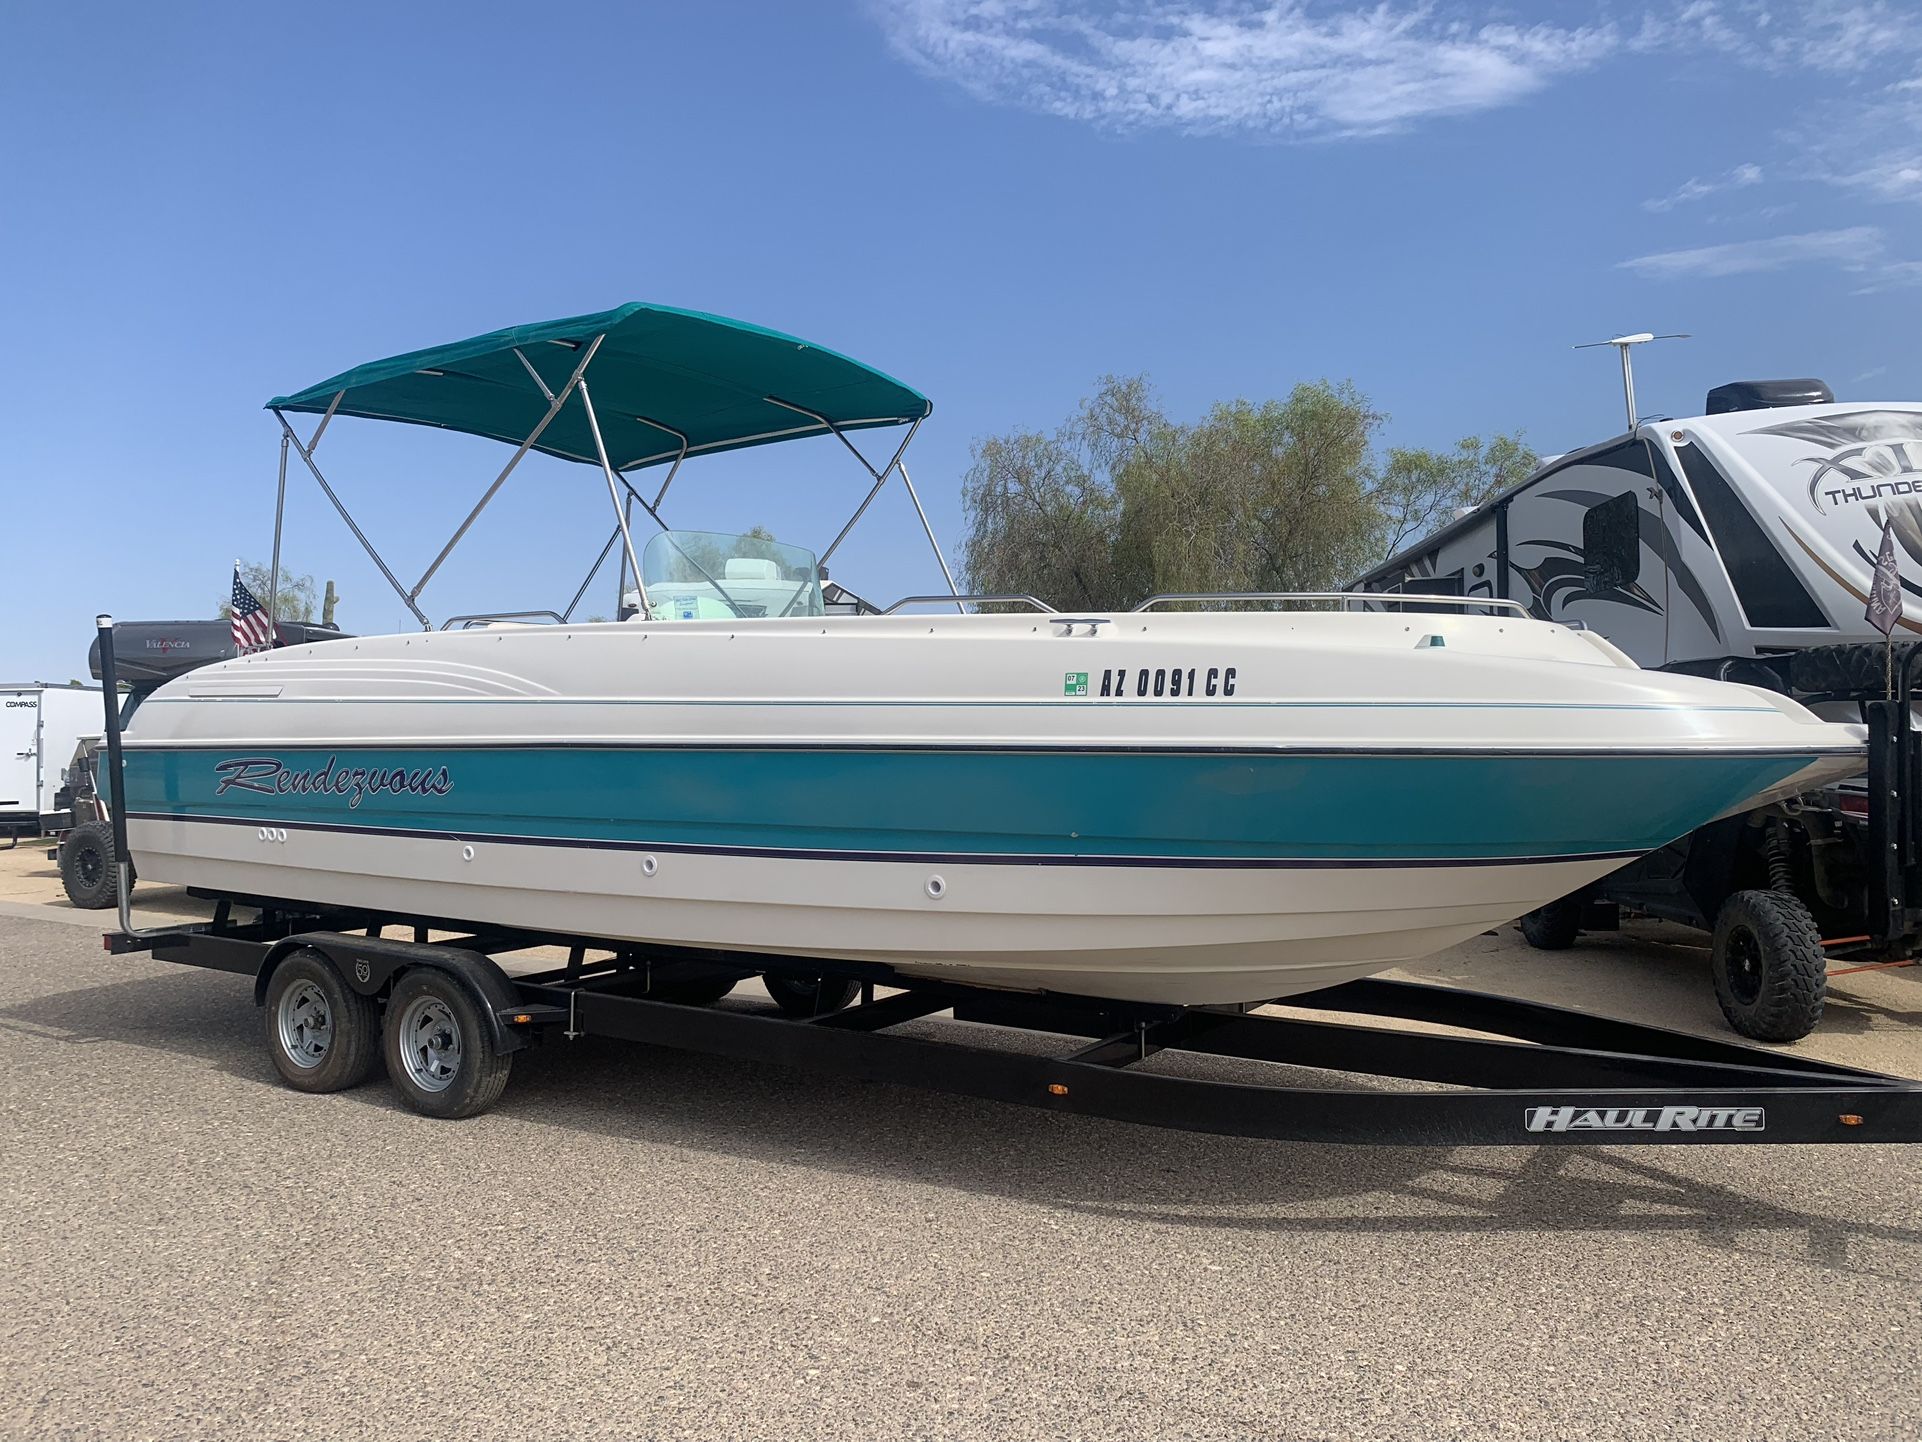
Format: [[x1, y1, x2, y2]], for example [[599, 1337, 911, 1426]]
[[1072, 666, 1238, 699], [214, 755, 453, 810]]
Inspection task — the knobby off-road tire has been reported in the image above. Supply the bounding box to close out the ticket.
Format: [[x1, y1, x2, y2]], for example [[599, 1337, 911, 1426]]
[[1710, 889, 1827, 1042], [58, 820, 120, 910], [383, 969, 512, 1119], [264, 950, 381, 1093], [1789, 641, 1915, 697], [1518, 893, 1585, 951]]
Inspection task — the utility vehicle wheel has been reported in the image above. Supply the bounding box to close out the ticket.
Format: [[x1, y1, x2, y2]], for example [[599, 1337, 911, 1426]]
[[647, 975, 739, 1006], [264, 950, 380, 1093], [1518, 894, 1584, 950], [763, 973, 860, 1017], [58, 820, 121, 910], [383, 969, 511, 1119], [1711, 889, 1827, 1043]]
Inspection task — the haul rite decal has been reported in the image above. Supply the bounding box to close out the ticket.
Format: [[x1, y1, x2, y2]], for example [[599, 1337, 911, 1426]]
[[1524, 1105, 1765, 1134]]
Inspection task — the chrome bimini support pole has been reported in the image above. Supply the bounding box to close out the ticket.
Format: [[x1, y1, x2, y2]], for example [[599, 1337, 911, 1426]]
[[762, 399, 956, 615], [894, 459, 962, 610], [273, 405, 431, 629], [612, 419, 688, 612], [406, 337, 607, 607], [267, 433, 289, 641], [629, 422, 689, 512], [266, 391, 341, 643], [566, 527, 622, 621], [575, 376, 649, 615]]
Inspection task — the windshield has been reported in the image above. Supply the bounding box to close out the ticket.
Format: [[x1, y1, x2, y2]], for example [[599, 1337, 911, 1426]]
[[637, 529, 825, 620]]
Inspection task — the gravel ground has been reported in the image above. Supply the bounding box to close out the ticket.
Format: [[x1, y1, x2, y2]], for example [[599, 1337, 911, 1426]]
[[1, 849, 1920, 1440]]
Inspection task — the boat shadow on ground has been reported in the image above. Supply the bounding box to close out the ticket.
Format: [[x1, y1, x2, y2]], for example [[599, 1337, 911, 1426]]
[[6, 967, 1920, 1283]]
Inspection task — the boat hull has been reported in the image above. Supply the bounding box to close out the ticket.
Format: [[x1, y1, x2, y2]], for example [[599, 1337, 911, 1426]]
[[121, 739, 1855, 1004]]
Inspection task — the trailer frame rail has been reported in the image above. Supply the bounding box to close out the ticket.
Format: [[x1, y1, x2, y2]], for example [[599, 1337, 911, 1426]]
[[107, 902, 1922, 1147]]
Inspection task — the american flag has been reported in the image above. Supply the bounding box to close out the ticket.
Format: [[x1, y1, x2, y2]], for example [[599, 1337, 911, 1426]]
[[230, 564, 277, 653]]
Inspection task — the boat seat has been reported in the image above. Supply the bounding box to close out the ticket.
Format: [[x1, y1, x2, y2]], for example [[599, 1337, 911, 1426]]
[[723, 557, 781, 581]]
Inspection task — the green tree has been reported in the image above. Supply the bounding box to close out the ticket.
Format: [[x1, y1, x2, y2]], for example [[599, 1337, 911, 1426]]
[[218, 562, 319, 623], [957, 377, 1535, 608], [1370, 433, 1538, 561], [958, 375, 1162, 611], [1116, 381, 1383, 602]]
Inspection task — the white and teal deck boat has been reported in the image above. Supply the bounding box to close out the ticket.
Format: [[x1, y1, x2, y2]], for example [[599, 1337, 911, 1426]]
[[116, 305, 1865, 1004]]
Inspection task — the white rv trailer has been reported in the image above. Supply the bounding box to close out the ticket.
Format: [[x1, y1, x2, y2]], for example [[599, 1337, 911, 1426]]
[[1355, 380, 1922, 679], [0, 683, 104, 838], [1354, 378, 1922, 1041]]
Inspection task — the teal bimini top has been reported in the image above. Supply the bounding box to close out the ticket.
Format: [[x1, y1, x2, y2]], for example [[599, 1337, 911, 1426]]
[[266, 302, 931, 471]]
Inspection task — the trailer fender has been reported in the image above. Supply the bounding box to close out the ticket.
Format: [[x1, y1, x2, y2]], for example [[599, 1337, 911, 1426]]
[[252, 933, 526, 1055]]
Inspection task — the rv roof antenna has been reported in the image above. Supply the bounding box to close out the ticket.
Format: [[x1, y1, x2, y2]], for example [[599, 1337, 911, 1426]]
[[1573, 332, 1690, 433]]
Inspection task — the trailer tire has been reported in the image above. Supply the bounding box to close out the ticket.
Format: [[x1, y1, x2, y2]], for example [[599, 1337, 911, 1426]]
[[763, 974, 860, 1017], [1518, 894, 1584, 950], [58, 820, 126, 910], [646, 976, 739, 1007], [264, 950, 380, 1093], [384, 969, 512, 1119], [1789, 641, 1915, 698], [1711, 889, 1827, 1042]]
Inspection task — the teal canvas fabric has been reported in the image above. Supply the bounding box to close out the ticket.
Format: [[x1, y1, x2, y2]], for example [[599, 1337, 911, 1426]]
[[267, 303, 930, 470]]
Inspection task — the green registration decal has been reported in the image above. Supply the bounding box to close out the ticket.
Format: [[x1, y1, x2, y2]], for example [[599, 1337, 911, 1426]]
[[1063, 671, 1089, 697]]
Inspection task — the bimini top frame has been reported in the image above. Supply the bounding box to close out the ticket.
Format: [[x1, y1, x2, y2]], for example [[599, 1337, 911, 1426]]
[[262, 301, 958, 631]]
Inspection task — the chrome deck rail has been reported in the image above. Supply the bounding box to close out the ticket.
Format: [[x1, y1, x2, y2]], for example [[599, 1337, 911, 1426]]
[[882, 594, 1057, 614], [1131, 591, 1531, 614], [440, 611, 568, 629]]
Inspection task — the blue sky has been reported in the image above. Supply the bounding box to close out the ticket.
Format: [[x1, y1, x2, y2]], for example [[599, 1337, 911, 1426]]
[[3, 0, 1917, 681]]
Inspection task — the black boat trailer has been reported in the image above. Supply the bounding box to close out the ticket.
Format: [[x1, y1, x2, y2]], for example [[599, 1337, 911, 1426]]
[[106, 899, 1922, 1146]]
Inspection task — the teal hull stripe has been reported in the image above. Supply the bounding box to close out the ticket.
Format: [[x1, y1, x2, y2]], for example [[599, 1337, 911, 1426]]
[[119, 745, 1817, 864]]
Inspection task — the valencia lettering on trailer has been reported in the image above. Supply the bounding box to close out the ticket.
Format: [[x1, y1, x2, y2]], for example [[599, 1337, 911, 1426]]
[[1089, 666, 1238, 699], [1524, 1105, 1765, 1134]]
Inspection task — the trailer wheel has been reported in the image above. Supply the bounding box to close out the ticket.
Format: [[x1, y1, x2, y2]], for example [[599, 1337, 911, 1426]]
[[1711, 890, 1827, 1042], [384, 969, 512, 1119], [58, 820, 121, 910], [647, 976, 739, 1007], [264, 950, 380, 1093], [764, 974, 860, 1017], [1518, 894, 1584, 950]]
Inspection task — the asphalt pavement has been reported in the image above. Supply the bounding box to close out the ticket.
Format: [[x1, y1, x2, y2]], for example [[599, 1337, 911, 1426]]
[[1, 851, 1919, 1440]]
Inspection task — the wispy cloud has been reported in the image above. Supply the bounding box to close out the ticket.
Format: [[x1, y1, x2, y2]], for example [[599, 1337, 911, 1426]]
[[1618, 227, 1884, 279], [874, 2, 1922, 147], [1643, 164, 1762, 212], [874, 1, 1623, 140], [1851, 259, 1922, 294], [1782, 70, 1922, 204]]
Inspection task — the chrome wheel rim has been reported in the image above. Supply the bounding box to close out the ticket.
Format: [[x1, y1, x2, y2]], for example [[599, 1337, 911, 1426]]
[[396, 995, 461, 1093], [276, 981, 333, 1069]]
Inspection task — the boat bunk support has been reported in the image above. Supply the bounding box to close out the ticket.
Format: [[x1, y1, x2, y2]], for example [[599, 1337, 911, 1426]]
[[103, 902, 1922, 1146]]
